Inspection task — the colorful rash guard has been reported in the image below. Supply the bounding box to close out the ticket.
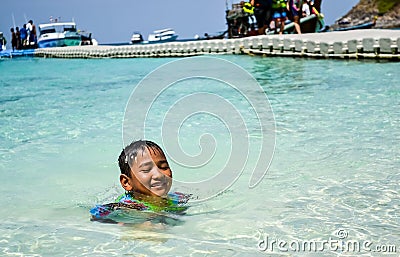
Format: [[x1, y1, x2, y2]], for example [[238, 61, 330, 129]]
[[90, 192, 191, 222]]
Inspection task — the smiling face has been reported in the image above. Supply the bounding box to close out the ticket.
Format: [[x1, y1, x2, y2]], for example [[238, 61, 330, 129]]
[[120, 147, 172, 197]]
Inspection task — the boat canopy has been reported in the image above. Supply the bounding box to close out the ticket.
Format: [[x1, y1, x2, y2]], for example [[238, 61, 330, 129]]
[[39, 22, 77, 34], [152, 28, 174, 34]]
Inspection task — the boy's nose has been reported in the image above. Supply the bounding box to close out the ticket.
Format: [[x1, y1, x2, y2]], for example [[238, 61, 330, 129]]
[[151, 167, 164, 179]]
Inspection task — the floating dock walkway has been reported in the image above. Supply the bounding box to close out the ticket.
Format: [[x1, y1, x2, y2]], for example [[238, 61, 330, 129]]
[[3, 29, 400, 60]]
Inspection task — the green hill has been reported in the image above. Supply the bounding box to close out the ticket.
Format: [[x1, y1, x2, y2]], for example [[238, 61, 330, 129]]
[[377, 0, 400, 14]]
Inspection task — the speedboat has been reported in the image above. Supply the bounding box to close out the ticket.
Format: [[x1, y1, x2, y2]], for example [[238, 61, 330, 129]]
[[148, 28, 178, 43], [333, 17, 377, 32], [37, 21, 81, 48], [130, 32, 143, 44]]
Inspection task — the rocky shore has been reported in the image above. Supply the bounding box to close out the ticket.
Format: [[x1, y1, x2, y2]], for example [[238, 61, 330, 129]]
[[331, 0, 400, 30]]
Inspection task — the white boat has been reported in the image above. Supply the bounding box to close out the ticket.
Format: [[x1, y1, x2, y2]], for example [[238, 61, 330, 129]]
[[130, 32, 143, 44], [37, 22, 81, 48], [147, 28, 178, 43]]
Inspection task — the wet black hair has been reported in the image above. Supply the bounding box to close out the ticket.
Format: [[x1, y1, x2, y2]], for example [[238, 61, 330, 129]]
[[118, 140, 165, 178]]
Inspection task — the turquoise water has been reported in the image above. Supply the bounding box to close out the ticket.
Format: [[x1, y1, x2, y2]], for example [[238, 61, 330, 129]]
[[0, 56, 399, 256]]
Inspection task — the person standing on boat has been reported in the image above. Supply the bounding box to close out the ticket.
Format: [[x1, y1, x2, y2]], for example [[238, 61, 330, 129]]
[[302, 0, 311, 16], [26, 21, 32, 45], [15, 27, 21, 50], [10, 28, 17, 51], [20, 24, 27, 47], [28, 20, 37, 45], [251, 0, 272, 34], [272, 0, 287, 34], [288, 0, 302, 34]]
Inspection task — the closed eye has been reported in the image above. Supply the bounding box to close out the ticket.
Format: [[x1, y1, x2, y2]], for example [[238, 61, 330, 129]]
[[138, 161, 153, 173], [158, 161, 170, 170]]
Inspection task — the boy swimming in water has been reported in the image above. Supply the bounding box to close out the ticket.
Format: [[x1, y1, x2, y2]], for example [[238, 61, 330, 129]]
[[90, 140, 190, 222]]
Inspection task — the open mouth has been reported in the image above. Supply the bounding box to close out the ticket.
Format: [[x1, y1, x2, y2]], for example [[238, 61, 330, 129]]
[[151, 182, 165, 188]]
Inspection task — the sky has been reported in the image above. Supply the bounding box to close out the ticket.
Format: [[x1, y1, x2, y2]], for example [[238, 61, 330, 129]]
[[1, 0, 359, 45]]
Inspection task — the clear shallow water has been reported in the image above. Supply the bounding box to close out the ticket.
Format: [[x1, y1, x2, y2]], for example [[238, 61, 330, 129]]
[[0, 56, 399, 256]]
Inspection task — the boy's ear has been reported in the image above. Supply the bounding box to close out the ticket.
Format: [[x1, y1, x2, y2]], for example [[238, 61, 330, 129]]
[[120, 174, 133, 191]]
